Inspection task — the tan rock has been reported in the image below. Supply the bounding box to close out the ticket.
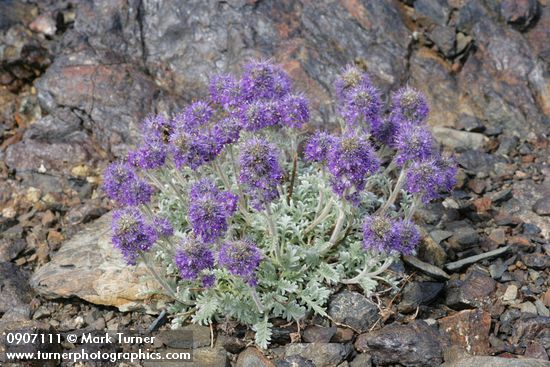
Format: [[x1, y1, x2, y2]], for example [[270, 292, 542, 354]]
[[31, 213, 167, 312]]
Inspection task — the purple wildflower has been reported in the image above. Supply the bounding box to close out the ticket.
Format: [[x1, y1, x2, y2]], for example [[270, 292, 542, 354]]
[[103, 162, 153, 206], [390, 87, 429, 125], [394, 124, 434, 166], [112, 208, 157, 265], [326, 132, 380, 197], [362, 215, 394, 254], [201, 274, 216, 288], [279, 94, 310, 129], [304, 131, 338, 163], [340, 82, 382, 129], [240, 100, 282, 131], [334, 65, 370, 101], [406, 156, 456, 203], [371, 117, 399, 146], [240, 60, 291, 100], [214, 116, 241, 146], [390, 219, 420, 255], [172, 101, 213, 130], [218, 240, 262, 286], [188, 179, 238, 244], [238, 137, 283, 210], [153, 216, 174, 238], [209, 74, 241, 109], [141, 114, 173, 141], [128, 139, 167, 170], [174, 237, 215, 281], [363, 215, 420, 255], [169, 129, 222, 170]]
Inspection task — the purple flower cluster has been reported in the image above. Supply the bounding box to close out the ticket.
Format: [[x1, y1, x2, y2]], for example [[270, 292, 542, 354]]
[[334, 65, 383, 132], [188, 179, 238, 244], [129, 114, 172, 170], [112, 208, 158, 265], [174, 236, 215, 282], [362, 215, 420, 255], [238, 137, 283, 210], [210, 74, 241, 109], [390, 86, 429, 126], [394, 124, 435, 166], [237, 61, 309, 131], [218, 240, 262, 286], [304, 131, 338, 163], [240, 60, 292, 100], [326, 132, 380, 197], [103, 162, 153, 206], [406, 155, 457, 203], [153, 216, 174, 238], [169, 128, 223, 170]]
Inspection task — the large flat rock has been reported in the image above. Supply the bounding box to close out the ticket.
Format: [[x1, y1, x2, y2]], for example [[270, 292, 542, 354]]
[[30, 213, 166, 312]]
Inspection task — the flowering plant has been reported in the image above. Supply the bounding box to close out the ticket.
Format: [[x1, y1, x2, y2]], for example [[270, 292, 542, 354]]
[[103, 61, 455, 347]]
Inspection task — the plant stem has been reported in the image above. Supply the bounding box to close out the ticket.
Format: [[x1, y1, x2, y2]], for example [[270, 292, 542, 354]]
[[406, 197, 419, 221], [304, 199, 334, 234], [139, 252, 180, 302], [265, 205, 280, 263], [213, 160, 232, 192], [328, 205, 346, 246], [251, 287, 265, 313], [340, 257, 394, 284], [287, 152, 298, 205], [228, 145, 248, 211], [378, 168, 406, 215]]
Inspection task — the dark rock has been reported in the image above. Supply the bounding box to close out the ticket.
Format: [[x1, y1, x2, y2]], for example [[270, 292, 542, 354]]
[[302, 325, 336, 343], [455, 114, 484, 132], [450, 226, 479, 248], [332, 327, 354, 343], [414, 0, 451, 26], [457, 151, 503, 174], [284, 343, 351, 367], [533, 195, 550, 216], [5, 139, 90, 174], [221, 336, 246, 354], [500, 0, 540, 31], [430, 230, 453, 245], [430, 25, 456, 57], [442, 356, 550, 367], [497, 136, 520, 156], [511, 315, 550, 349], [522, 253, 550, 270], [327, 290, 379, 333], [355, 320, 445, 367], [438, 309, 492, 355], [237, 348, 275, 367], [523, 223, 541, 235], [444, 267, 496, 309], [0, 238, 26, 262], [489, 259, 507, 280], [398, 282, 445, 313], [349, 353, 372, 367], [0, 262, 33, 315], [490, 188, 513, 204], [275, 355, 315, 367], [524, 342, 549, 361], [500, 308, 522, 335]]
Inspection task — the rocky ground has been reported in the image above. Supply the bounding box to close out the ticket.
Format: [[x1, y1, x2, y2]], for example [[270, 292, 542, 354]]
[[1, 0, 550, 366]]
